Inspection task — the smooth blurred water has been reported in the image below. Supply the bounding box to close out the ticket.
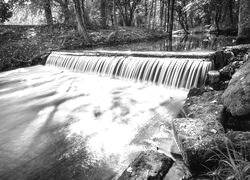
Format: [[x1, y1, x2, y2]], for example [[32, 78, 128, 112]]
[[0, 66, 188, 180], [94, 34, 235, 52]]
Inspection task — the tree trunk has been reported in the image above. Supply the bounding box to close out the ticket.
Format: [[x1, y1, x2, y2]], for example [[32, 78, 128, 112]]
[[228, 0, 234, 25], [147, 0, 154, 29], [237, 0, 250, 44], [61, 0, 70, 24], [113, 0, 118, 29], [160, 0, 164, 28], [153, 0, 157, 29], [43, 0, 53, 25], [163, 1, 167, 31], [100, 0, 107, 28], [116, 0, 141, 27], [168, 0, 175, 36], [167, 0, 170, 32], [73, 0, 90, 44]]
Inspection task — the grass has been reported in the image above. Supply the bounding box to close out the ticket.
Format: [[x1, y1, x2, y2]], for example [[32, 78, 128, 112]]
[[205, 140, 250, 180]]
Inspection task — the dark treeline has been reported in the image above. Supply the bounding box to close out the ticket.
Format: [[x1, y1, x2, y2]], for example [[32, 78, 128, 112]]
[[1, 0, 250, 44]]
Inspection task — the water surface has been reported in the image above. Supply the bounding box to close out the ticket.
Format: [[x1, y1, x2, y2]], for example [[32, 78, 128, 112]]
[[0, 66, 187, 180], [94, 34, 235, 52]]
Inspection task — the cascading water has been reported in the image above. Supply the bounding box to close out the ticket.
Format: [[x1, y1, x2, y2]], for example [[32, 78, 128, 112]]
[[46, 51, 213, 89], [0, 50, 214, 180]]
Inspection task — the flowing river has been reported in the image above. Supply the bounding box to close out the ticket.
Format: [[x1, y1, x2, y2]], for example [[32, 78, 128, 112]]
[[0, 65, 188, 180]]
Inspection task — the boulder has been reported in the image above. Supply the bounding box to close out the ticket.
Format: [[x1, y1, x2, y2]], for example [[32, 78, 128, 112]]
[[222, 60, 250, 117], [175, 91, 227, 174], [173, 118, 225, 175], [118, 150, 173, 180], [183, 90, 225, 120], [163, 160, 191, 180]]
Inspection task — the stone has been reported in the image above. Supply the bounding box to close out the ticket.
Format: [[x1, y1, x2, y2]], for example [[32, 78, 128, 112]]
[[213, 50, 227, 70], [187, 88, 205, 98], [219, 63, 235, 81], [175, 91, 227, 174], [223, 49, 235, 63], [172, 118, 226, 175], [207, 71, 220, 84], [183, 90, 225, 120], [163, 160, 191, 180], [222, 60, 250, 117], [118, 150, 173, 180]]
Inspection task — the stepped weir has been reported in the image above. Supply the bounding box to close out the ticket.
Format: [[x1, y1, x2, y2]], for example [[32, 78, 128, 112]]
[[46, 51, 214, 89]]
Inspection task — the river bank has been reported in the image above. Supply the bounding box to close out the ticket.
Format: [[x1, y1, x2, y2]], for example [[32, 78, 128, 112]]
[[117, 45, 250, 180], [178, 45, 250, 179], [0, 24, 168, 72]]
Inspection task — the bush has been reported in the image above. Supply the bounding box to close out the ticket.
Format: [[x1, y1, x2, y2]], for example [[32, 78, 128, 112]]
[[0, 1, 12, 23]]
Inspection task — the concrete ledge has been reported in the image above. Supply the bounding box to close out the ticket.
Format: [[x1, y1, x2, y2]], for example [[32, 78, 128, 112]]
[[50, 50, 215, 60]]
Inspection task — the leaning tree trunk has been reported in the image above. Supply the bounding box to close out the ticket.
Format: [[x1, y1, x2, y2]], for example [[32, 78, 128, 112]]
[[236, 0, 250, 44], [73, 0, 90, 45], [43, 0, 53, 25]]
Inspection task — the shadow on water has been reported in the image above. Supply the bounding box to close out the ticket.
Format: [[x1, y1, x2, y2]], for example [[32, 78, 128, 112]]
[[95, 34, 236, 52]]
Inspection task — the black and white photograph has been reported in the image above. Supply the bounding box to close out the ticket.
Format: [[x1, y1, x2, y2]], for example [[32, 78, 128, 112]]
[[0, 0, 250, 179]]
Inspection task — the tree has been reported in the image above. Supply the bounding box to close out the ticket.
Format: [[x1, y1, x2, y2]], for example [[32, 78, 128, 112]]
[[236, 0, 250, 44], [54, 0, 71, 24], [43, 0, 53, 25], [100, 0, 107, 28], [116, 0, 141, 26], [10, 0, 54, 25], [72, 0, 90, 44], [0, 1, 13, 23], [169, 0, 175, 35]]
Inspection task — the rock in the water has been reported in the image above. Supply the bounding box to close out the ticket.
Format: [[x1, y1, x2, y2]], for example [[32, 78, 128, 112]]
[[222, 60, 250, 117], [118, 150, 173, 180]]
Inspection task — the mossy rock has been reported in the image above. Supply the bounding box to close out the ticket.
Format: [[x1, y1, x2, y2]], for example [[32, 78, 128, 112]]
[[173, 118, 226, 175]]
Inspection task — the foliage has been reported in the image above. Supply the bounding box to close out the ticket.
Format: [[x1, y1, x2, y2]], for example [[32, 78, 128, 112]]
[[206, 141, 250, 180], [0, 1, 13, 22]]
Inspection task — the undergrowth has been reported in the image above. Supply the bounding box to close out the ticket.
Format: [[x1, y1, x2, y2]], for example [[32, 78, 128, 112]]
[[205, 141, 250, 180]]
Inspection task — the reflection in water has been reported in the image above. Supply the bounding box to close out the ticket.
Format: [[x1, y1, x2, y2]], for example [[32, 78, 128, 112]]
[[95, 34, 235, 52], [0, 66, 188, 180]]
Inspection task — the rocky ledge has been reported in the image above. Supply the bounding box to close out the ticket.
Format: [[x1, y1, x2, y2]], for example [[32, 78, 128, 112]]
[[172, 44, 250, 178]]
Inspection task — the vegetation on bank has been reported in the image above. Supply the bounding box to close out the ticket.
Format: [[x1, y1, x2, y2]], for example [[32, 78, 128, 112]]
[[0, 24, 167, 72], [1, 0, 250, 72]]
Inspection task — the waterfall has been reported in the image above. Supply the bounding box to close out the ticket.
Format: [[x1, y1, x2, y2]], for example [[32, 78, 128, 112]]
[[46, 51, 213, 89]]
